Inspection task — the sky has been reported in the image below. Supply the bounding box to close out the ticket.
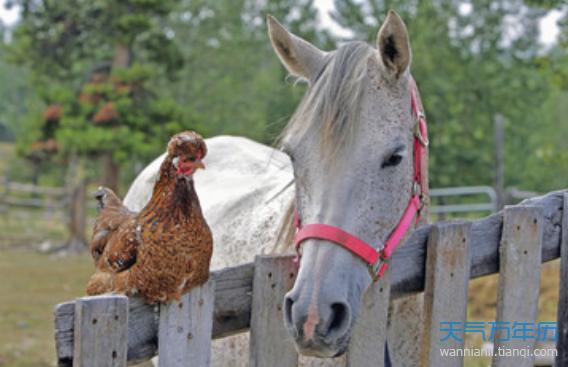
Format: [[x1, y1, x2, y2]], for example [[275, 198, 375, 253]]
[[0, 0, 563, 45]]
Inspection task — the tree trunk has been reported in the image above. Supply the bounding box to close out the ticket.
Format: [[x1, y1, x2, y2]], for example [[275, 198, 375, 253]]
[[101, 153, 120, 192], [98, 44, 131, 193]]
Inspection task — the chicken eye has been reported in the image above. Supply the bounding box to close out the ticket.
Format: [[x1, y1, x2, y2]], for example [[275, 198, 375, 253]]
[[188, 156, 196, 162], [381, 154, 403, 168]]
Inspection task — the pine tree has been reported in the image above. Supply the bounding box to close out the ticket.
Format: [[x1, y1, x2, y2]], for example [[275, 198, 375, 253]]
[[9, 0, 185, 192]]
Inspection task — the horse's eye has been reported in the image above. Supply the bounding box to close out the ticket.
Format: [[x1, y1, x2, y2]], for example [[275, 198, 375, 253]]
[[381, 154, 403, 168]]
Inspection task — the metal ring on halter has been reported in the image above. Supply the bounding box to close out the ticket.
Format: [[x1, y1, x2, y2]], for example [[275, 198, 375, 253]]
[[368, 254, 388, 282]]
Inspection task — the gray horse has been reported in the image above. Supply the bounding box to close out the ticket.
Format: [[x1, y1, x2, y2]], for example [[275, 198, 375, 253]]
[[125, 10, 427, 366]]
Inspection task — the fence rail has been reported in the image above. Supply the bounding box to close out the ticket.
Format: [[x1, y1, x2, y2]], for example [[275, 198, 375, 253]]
[[1, 177, 90, 249], [0, 179, 69, 209], [429, 185, 498, 214], [53, 189, 567, 366]]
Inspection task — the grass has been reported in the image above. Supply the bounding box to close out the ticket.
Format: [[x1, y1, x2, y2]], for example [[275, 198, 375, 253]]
[[0, 249, 93, 367], [0, 209, 69, 248], [0, 139, 139, 366]]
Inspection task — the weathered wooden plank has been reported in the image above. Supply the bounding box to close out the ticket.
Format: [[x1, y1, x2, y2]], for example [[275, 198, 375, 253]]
[[249, 256, 298, 367], [54, 190, 567, 365], [158, 280, 215, 367], [346, 266, 391, 367], [6, 181, 67, 195], [211, 262, 255, 337], [492, 206, 544, 367], [392, 189, 563, 297], [54, 263, 253, 366], [556, 193, 568, 366], [54, 302, 75, 367], [420, 222, 471, 367], [126, 297, 158, 364], [73, 295, 129, 367]]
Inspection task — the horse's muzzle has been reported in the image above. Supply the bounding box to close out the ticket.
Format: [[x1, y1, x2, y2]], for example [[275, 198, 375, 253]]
[[283, 289, 352, 357]]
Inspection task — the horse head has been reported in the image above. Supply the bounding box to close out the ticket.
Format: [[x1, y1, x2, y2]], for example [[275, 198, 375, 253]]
[[268, 10, 428, 357]]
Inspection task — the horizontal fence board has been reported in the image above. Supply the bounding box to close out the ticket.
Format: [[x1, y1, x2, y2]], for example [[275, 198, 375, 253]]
[[54, 189, 567, 365], [391, 189, 564, 297], [1, 196, 66, 208], [6, 182, 67, 196]]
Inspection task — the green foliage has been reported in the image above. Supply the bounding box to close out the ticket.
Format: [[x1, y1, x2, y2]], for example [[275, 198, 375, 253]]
[[5, 0, 329, 188], [54, 64, 185, 165], [332, 0, 566, 192], [0, 41, 41, 142], [2, 0, 567, 194], [8, 0, 183, 81], [167, 0, 328, 143]]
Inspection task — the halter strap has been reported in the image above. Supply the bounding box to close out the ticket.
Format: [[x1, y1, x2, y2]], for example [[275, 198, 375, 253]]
[[293, 76, 428, 281]]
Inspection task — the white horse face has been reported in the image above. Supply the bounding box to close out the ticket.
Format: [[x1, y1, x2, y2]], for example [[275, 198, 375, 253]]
[[269, 11, 416, 357]]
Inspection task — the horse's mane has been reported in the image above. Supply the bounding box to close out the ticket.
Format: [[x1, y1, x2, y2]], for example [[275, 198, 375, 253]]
[[273, 42, 376, 252]]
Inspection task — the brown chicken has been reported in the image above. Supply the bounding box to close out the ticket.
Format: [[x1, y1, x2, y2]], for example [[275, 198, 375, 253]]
[[86, 131, 213, 303]]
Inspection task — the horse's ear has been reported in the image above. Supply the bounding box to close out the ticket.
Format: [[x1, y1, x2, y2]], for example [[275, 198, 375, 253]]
[[376, 10, 411, 79], [267, 15, 326, 80]]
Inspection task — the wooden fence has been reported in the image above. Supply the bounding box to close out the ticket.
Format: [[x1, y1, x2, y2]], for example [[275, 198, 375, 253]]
[[53, 190, 568, 366], [0, 180, 68, 210], [1, 177, 88, 249]]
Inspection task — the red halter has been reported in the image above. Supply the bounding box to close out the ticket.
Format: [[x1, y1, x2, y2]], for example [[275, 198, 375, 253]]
[[293, 76, 428, 281]]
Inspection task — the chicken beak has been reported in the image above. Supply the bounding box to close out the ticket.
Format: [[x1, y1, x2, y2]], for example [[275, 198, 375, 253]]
[[194, 160, 205, 170]]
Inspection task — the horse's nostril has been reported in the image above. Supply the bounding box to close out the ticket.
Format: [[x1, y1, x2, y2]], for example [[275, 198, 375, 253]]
[[283, 296, 294, 328], [325, 302, 350, 337]]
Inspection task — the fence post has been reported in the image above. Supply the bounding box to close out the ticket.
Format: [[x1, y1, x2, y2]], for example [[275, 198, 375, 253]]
[[346, 266, 391, 367], [158, 280, 215, 367], [492, 206, 543, 367], [494, 114, 505, 210], [420, 222, 471, 367], [67, 179, 87, 252], [249, 255, 298, 367], [73, 295, 128, 367], [556, 193, 568, 366]]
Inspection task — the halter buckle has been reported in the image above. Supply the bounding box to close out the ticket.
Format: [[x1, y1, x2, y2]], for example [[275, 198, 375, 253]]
[[368, 251, 389, 282], [412, 181, 426, 217], [369, 260, 381, 279], [414, 119, 429, 147]]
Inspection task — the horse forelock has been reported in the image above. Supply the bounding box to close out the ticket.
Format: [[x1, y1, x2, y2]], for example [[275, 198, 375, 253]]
[[278, 42, 375, 161]]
